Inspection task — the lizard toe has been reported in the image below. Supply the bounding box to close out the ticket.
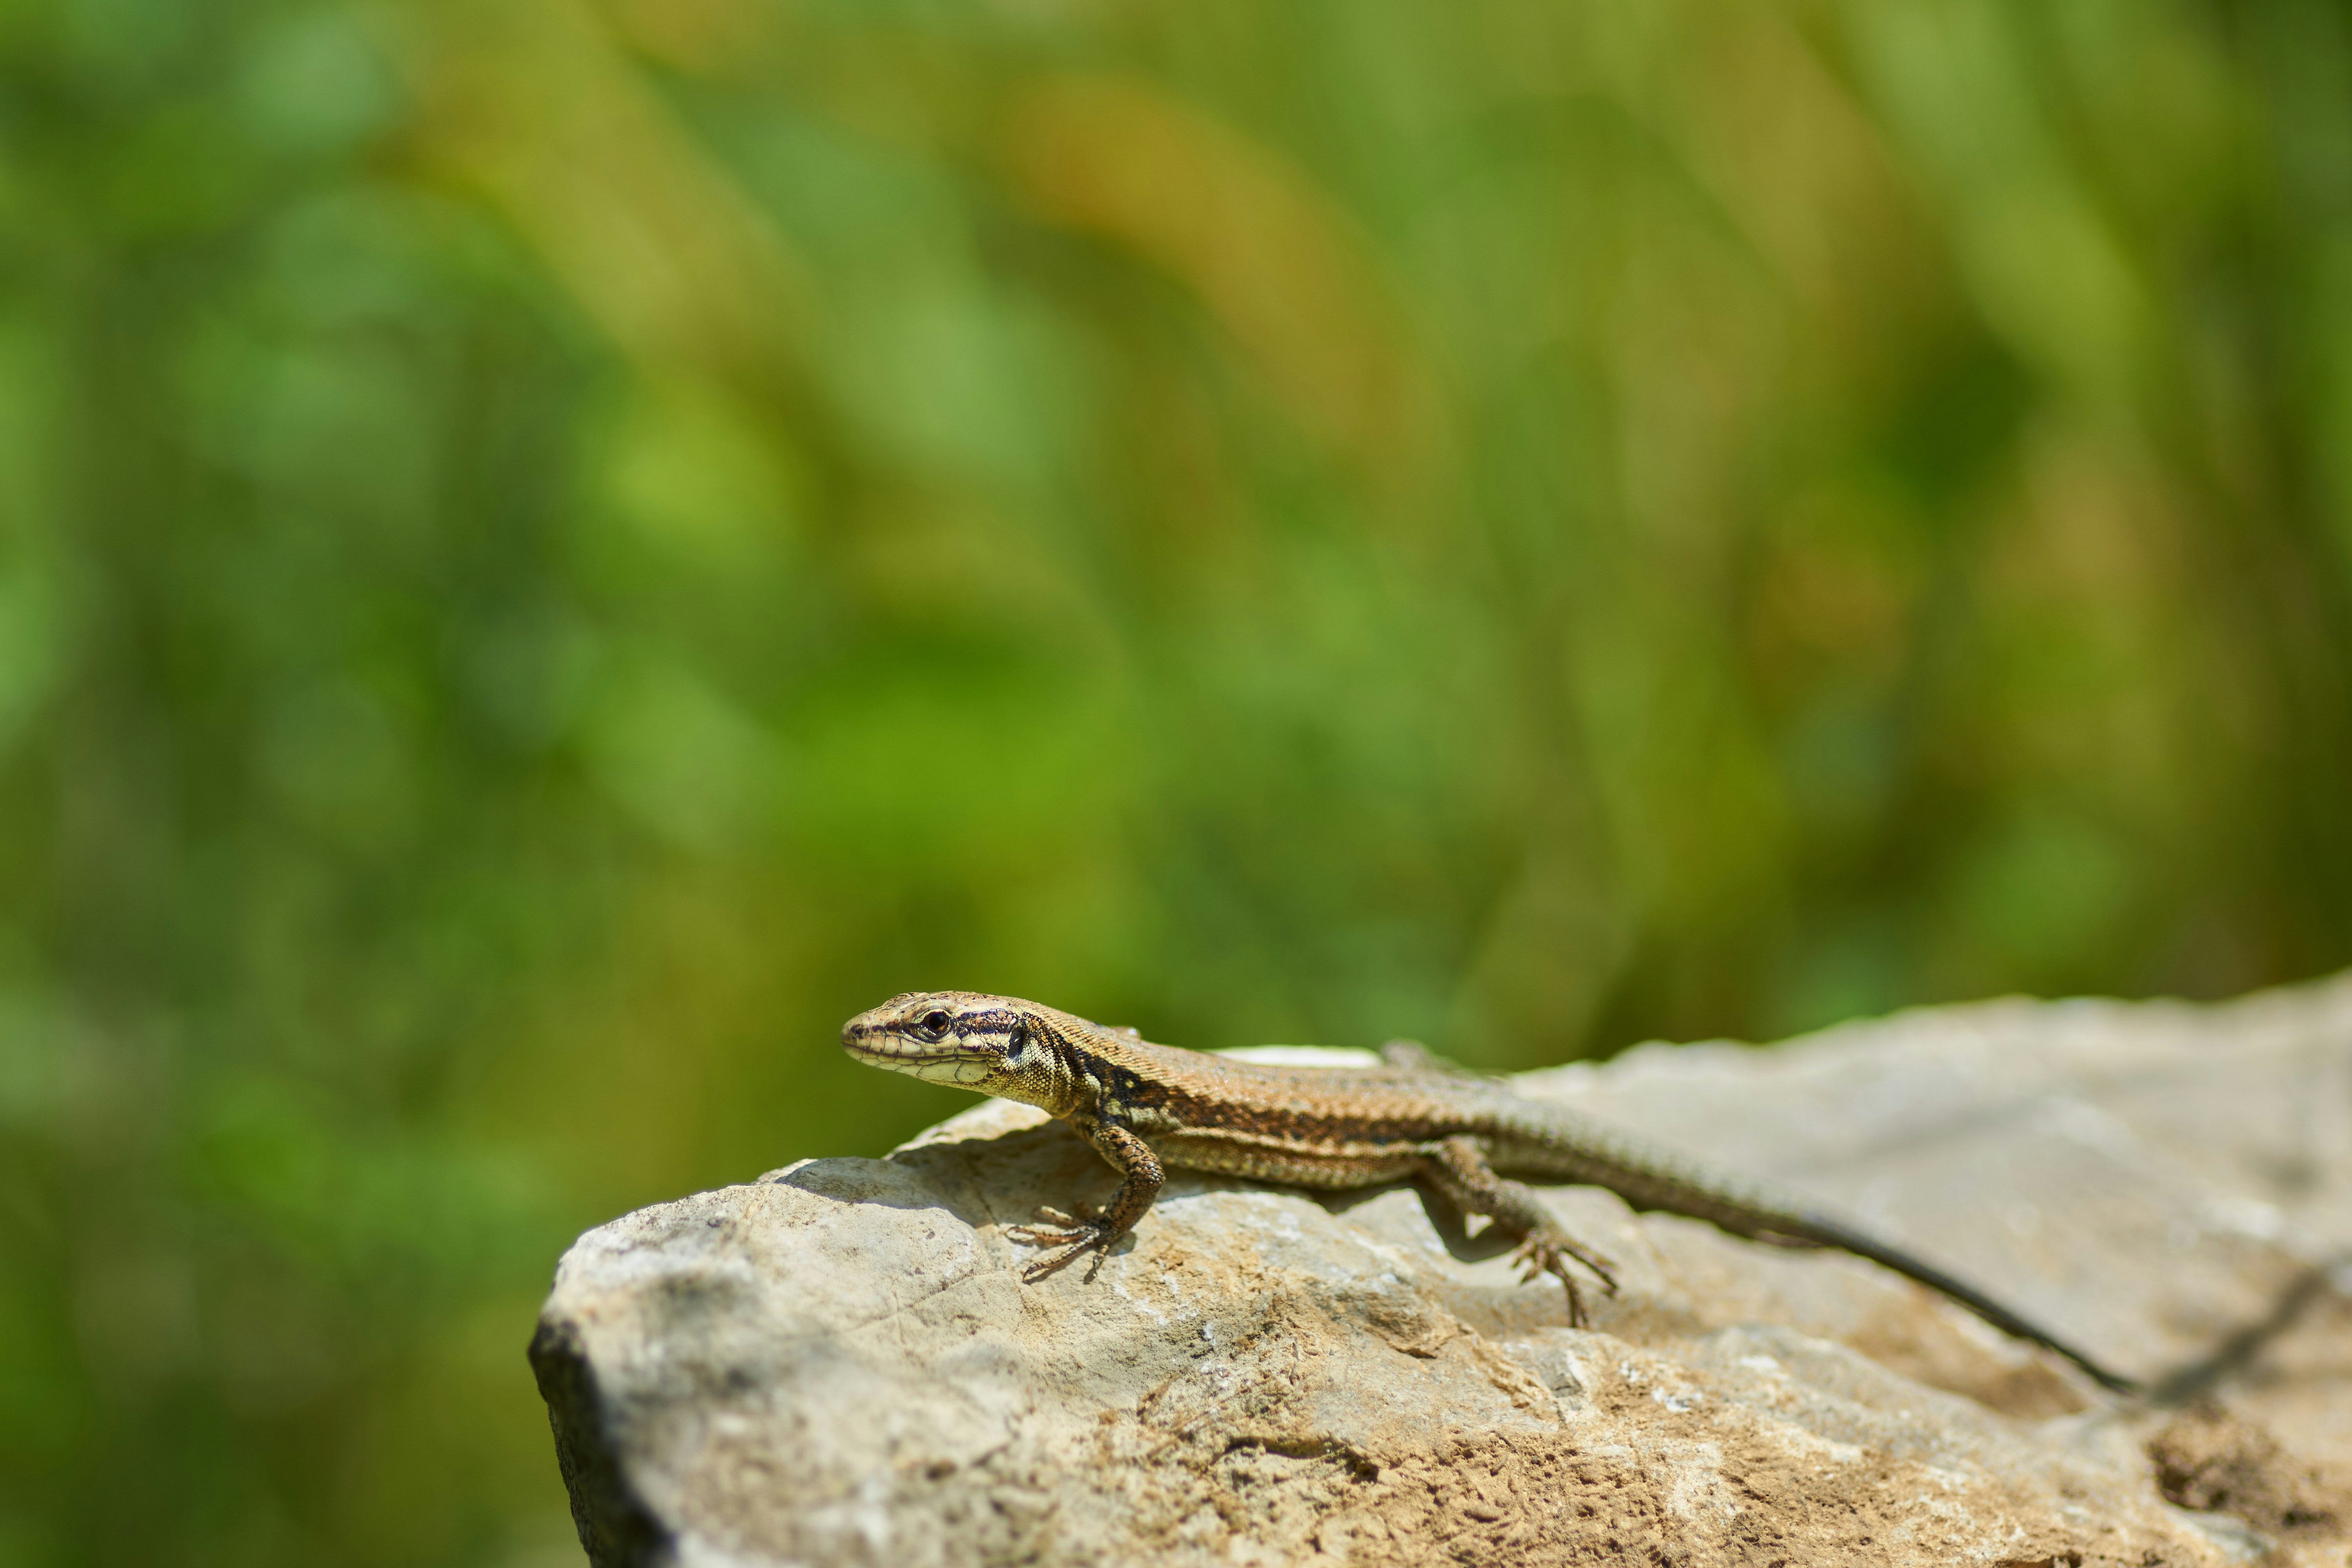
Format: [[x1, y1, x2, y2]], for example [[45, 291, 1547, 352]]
[[1009, 1204, 1123, 1282], [1509, 1234, 1615, 1326], [1014, 1227, 1108, 1278]]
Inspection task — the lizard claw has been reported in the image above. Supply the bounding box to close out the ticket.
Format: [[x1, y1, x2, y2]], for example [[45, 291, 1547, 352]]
[[1510, 1234, 1619, 1329], [1007, 1202, 1117, 1281]]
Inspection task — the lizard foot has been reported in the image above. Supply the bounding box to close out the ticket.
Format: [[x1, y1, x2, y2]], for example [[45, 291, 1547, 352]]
[[1510, 1233, 1620, 1329], [1007, 1203, 1118, 1282]]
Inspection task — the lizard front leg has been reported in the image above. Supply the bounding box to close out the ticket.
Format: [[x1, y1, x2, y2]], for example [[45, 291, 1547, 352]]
[[1420, 1135, 1619, 1326], [1007, 1117, 1163, 1281]]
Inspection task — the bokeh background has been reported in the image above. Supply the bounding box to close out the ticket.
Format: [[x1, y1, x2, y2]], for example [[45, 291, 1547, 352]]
[[5, 0, 2352, 1560]]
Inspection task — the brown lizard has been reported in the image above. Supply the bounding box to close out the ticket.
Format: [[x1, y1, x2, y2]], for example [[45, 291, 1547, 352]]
[[842, 989, 2135, 1392]]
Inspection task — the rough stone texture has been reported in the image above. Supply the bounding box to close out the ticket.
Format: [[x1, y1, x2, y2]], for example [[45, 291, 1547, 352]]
[[532, 977, 2352, 1566]]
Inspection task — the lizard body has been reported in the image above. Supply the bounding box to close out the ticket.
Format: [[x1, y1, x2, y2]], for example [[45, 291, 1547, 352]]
[[842, 989, 2134, 1393]]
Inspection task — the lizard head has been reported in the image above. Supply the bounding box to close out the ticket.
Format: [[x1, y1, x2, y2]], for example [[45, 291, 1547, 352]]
[[840, 991, 1071, 1109]]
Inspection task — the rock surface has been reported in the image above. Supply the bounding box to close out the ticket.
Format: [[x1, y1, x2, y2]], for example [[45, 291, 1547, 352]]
[[532, 979, 2352, 1566]]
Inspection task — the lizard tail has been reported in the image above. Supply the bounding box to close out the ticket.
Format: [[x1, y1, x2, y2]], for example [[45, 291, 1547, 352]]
[[1495, 1108, 2140, 1395], [1746, 1209, 2139, 1395]]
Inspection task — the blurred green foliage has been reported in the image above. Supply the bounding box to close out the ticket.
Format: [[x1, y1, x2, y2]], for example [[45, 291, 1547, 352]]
[[4, 0, 2352, 1559]]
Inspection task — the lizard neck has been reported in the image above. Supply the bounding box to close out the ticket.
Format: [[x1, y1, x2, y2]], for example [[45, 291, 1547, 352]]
[[1011, 1006, 1118, 1121], [1035, 1006, 1162, 1128]]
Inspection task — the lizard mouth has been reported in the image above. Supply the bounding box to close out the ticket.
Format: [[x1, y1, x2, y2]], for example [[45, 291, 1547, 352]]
[[841, 1031, 1003, 1087]]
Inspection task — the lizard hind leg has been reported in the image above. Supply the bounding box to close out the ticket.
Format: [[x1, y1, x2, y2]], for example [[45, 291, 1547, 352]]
[[1421, 1136, 1620, 1328]]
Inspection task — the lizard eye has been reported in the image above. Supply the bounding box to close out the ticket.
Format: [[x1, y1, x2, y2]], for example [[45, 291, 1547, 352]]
[[918, 1009, 952, 1038]]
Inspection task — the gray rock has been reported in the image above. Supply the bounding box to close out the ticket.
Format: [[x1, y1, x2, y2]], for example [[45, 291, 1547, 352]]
[[532, 978, 2352, 1566]]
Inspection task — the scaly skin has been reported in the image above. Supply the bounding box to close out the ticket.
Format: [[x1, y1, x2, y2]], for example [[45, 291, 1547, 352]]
[[841, 990, 2135, 1393]]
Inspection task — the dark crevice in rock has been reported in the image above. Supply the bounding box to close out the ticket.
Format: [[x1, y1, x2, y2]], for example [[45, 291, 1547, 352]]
[[2148, 1399, 2347, 1542]]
